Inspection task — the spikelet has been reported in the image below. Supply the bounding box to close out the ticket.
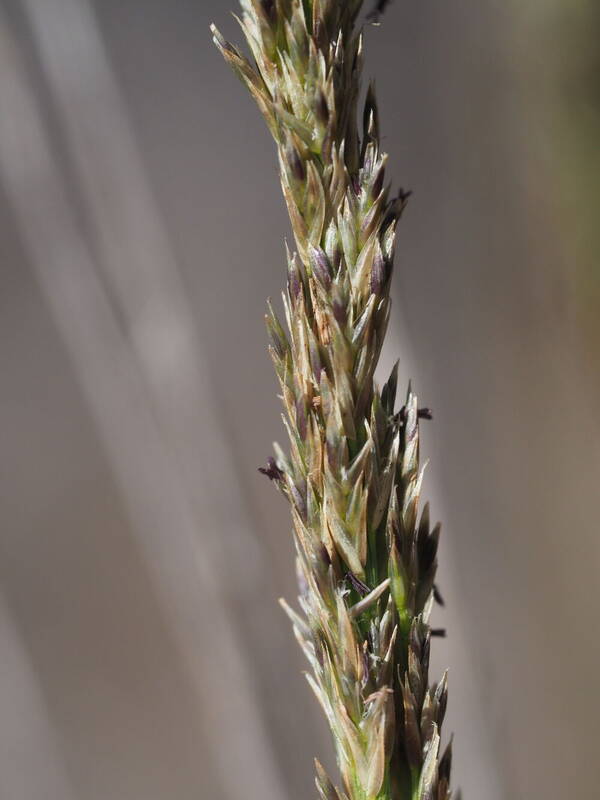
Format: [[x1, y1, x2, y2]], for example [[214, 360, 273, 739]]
[[213, 3, 456, 798]]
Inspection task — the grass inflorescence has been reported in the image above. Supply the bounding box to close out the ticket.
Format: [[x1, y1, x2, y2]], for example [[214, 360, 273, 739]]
[[212, 3, 455, 799]]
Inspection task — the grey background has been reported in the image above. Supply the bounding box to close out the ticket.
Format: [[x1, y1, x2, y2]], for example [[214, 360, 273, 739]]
[[0, 1, 598, 799]]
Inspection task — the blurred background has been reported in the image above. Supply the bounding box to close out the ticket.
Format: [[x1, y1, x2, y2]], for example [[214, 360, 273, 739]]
[[0, 1, 598, 798]]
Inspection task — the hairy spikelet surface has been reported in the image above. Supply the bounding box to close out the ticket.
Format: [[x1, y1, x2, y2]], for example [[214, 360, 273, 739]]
[[213, 3, 455, 798]]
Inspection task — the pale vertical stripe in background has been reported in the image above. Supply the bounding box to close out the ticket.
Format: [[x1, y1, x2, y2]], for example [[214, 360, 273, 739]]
[[0, 594, 76, 800], [0, 5, 287, 799]]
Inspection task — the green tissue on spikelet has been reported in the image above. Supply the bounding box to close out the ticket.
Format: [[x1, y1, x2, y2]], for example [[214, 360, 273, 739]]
[[212, 3, 455, 799]]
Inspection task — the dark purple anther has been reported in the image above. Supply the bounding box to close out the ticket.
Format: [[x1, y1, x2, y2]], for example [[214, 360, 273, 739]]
[[370, 249, 386, 295], [367, 0, 394, 23], [316, 90, 329, 125], [258, 457, 285, 482], [346, 571, 371, 597], [287, 260, 302, 301], [332, 298, 346, 326], [260, 0, 277, 24], [331, 284, 347, 325], [287, 275, 301, 303], [399, 405, 433, 423], [309, 246, 332, 289], [288, 146, 306, 183], [433, 583, 445, 606], [317, 542, 331, 567], [371, 168, 385, 201]]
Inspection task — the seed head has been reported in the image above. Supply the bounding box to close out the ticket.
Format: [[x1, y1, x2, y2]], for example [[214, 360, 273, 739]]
[[213, 3, 454, 798]]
